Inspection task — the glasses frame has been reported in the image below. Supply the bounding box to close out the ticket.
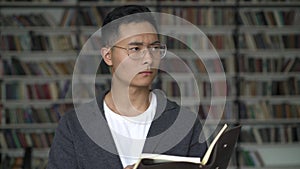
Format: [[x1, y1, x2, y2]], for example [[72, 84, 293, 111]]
[[112, 43, 167, 60]]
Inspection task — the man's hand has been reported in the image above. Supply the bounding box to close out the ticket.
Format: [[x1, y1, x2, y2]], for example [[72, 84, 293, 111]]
[[124, 164, 134, 169]]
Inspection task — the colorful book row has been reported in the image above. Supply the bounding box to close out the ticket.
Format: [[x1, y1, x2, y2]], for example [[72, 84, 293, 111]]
[[1, 156, 47, 169], [240, 33, 300, 50], [60, 7, 110, 26], [2, 57, 75, 76], [5, 81, 71, 100], [238, 56, 300, 73], [239, 78, 300, 96], [161, 80, 234, 98], [240, 101, 300, 120], [5, 107, 61, 124], [1, 104, 72, 125], [0, 130, 54, 149], [198, 102, 237, 120], [159, 7, 235, 25], [160, 35, 236, 50], [2, 33, 299, 52], [239, 9, 299, 26], [1, 12, 57, 27], [241, 125, 300, 144], [4, 81, 110, 101], [1, 34, 77, 51]]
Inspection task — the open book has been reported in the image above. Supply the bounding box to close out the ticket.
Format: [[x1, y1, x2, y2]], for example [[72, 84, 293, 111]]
[[133, 124, 229, 169]]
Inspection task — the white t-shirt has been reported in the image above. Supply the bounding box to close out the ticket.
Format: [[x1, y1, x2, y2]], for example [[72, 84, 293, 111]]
[[104, 93, 157, 167]]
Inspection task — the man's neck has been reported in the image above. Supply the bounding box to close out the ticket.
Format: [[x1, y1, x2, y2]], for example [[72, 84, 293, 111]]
[[105, 86, 151, 117]]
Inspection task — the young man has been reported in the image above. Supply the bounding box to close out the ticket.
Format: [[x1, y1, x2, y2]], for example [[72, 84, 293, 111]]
[[47, 5, 207, 169]]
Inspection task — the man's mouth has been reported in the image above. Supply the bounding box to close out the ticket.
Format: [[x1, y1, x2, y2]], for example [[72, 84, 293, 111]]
[[138, 71, 153, 75]]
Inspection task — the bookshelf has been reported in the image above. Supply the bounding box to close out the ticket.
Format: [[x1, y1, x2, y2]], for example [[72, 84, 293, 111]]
[[0, 2, 79, 168], [0, 0, 299, 169], [236, 1, 300, 168]]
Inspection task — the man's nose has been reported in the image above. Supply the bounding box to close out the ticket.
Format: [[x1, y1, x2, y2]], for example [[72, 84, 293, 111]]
[[141, 49, 153, 65]]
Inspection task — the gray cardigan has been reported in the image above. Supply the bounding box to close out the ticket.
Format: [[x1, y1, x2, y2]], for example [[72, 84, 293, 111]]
[[47, 90, 207, 169]]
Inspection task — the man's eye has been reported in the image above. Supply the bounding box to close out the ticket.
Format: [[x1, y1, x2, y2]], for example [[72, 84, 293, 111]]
[[149, 45, 160, 51], [129, 47, 141, 52]]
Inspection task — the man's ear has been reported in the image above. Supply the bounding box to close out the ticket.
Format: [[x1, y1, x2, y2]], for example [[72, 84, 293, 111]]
[[101, 47, 112, 66]]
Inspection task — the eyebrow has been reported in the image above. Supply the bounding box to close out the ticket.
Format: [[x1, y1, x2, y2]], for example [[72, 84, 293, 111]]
[[128, 40, 161, 46]]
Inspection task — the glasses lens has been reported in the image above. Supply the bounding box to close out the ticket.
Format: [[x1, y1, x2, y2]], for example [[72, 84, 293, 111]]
[[159, 44, 167, 58], [128, 44, 167, 59], [148, 44, 167, 59]]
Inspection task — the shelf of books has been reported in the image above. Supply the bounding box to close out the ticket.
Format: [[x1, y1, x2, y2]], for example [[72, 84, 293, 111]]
[[158, 0, 238, 115], [236, 1, 300, 169], [156, 3, 239, 169], [239, 124, 300, 169], [0, 3, 80, 168]]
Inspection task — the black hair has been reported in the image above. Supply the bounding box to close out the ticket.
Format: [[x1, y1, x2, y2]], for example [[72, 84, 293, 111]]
[[101, 5, 158, 46]]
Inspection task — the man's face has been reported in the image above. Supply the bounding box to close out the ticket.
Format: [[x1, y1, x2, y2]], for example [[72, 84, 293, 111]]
[[108, 21, 161, 88]]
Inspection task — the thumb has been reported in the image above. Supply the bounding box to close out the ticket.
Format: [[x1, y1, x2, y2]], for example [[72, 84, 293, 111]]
[[124, 164, 135, 169]]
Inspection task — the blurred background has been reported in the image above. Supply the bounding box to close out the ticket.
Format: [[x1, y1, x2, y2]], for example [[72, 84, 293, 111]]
[[0, 0, 299, 168]]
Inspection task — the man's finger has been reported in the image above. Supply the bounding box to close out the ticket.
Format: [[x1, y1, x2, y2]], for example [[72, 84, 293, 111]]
[[124, 164, 134, 169]]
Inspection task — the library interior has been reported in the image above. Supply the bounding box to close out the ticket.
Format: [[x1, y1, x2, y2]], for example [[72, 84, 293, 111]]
[[0, 0, 299, 169]]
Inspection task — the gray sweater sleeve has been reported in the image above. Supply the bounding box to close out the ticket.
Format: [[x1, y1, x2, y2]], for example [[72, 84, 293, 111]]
[[187, 116, 208, 157], [46, 109, 124, 169], [47, 114, 78, 169]]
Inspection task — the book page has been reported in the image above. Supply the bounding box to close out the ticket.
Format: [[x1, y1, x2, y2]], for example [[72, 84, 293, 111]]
[[141, 153, 200, 163], [133, 124, 228, 169], [201, 124, 228, 165], [133, 154, 200, 169]]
